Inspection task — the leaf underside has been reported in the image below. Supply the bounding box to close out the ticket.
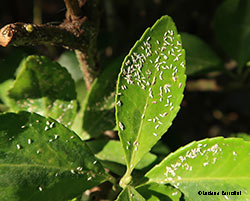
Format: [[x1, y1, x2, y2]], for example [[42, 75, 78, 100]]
[[115, 15, 186, 171], [146, 137, 250, 201], [0, 112, 108, 201], [8, 55, 77, 127]]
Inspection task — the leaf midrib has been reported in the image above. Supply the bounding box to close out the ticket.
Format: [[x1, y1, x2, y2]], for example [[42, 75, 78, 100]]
[[129, 49, 159, 169]]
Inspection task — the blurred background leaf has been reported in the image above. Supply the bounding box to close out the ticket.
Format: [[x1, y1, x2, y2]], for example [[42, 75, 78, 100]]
[[181, 32, 223, 76]]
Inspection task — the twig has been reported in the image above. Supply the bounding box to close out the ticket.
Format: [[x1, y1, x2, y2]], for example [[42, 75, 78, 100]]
[[64, 0, 101, 91], [0, 22, 87, 51]]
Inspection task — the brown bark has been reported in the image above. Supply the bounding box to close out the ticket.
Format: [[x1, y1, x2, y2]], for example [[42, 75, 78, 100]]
[[0, 22, 87, 51]]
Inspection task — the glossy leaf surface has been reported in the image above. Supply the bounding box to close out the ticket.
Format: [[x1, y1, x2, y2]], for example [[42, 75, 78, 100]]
[[146, 137, 250, 201], [115, 15, 186, 173], [0, 112, 109, 201]]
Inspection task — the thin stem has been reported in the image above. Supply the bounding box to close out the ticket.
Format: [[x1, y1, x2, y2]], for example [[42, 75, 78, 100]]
[[64, 0, 101, 90]]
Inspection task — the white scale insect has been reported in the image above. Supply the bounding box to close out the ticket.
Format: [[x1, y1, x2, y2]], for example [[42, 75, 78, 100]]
[[119, 122, 124, 131]]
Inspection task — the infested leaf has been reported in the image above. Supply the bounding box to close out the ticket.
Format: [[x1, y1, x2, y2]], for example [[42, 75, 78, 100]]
[[8, 55, 77, 127], [0, 112, 110, 201], [145, 137, 250, 201], [115, 15, 186, 179]]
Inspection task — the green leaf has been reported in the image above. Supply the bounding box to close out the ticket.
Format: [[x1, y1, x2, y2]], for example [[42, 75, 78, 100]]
[[116, 186, 146, 201], [115, 15, 186, 176], [136, 183, 182, 201], [82, 57, 122, 138], [231, 133, 250, 141], [57, 51, 82, 82], [214, 0, 250, 68], [0, 112, 110, 201], [71, 79, 88, 138], [75, 79, 87, 104], [145, 137, 250, 201], [151, 140, 170, 156], [87, 139, 157, 170], [181, 33, 223, 76], [0, 79, 14, 107], [8, 55, 77, 127]]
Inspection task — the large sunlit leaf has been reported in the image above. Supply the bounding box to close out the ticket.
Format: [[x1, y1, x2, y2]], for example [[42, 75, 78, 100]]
[[116, 186, 146, 201], [145, 137, 250, 201], [115, 15, 186, 178], [81, 57, 122, 138], [214, 0, 250, 68], [0, 112, 110, 201], [136, 183, 182, 201], [7, 55, 77, 127], [181, 33, 223, 76]]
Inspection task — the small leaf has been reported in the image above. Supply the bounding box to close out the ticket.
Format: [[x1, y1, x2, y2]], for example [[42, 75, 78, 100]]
[[181, 33, 223, 76], [115, 15, 186, 174], [214, 0, 250, 68], [0, 112, 110, 201], [136, 183, 182, 201], [57, 51, 82, 82], [8, 55, 77, 127], [82, 57, 122, 138], [116, 186, 146, 201], [145, 137, 250, 201], [87, 139, 157, 170], [231, 133, 250, 141]]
